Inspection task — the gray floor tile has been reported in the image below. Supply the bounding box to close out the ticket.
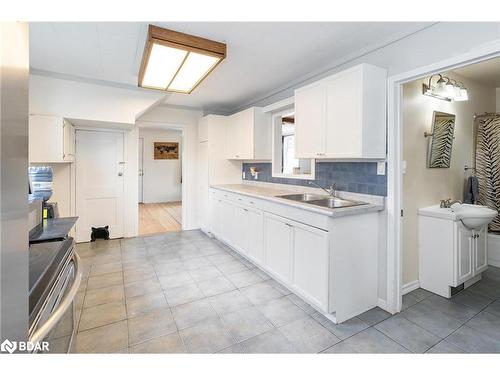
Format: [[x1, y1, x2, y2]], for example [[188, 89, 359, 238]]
[[153, 260, 185, 276], [83, 285, 124, 309], [278, 317, 340, 353], [198, 275, 236, 297], [129, 332, 186, 353], [452, 290, 493, 310], [423, 295, 479, 322], [208, 290, 253, 315], [465, 311, 500, 341], [252, 268, 272, 281], [311, 313, 369, 340], [406, 288, 433, 301], [485, 300, 500, 317], [426, 340, 466, 353], [226, 269, 264, 288], [179, 317, 235, 353], [207, 252, 237, 265], [257, 296, 309, 327], [401, 293, 421, 310], [447, 325, 500, 353], [240, 281, 284, 305], [125, 277, 162, 299], [164, 283, 205, 307], [158, 271, 194, 290], [125, 291, 169, 317], [86, 271, 123, 291], [400, 300, 463, 338], [467, 278, 500, 299], [128, 308, 177, 345], [74, 321, 128, 353], [220, 306, 274, 342], [483, 265, 500, 282], [171, 299, 219, 330], [79, 301, 127, 331], [321, 341, 358, 353], [342, 327, 409, 353], [265, 279, 292, 295], [188, 265, 223, 282], [182, 256, 212, 271], [217, 343, 247, 353], [285, 294, 318, 315], [123, 265, 156, 284], [241, 328, 297, 353], [89, 260, 122, 276], [375, 315, 441, 353], [357, 307, 392, 326], [215, 259, 249, 275]]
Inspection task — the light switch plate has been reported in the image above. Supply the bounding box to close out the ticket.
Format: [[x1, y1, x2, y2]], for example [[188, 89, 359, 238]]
[[377, 161, 386, 175], [242, 171, 246, 179]]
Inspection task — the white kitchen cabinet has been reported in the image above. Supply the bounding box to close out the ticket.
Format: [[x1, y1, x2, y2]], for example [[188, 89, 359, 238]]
[[294, 63, 387, 159], [209, 191, 223, 237], [419, 206, 490, 298], [263, 213, 292, 283], [247, 208, 264, 264], [226, 107, 271, 160], [29, 115, 76, 163], [220, 200, 236, 245], [292, 222, 329, 310]]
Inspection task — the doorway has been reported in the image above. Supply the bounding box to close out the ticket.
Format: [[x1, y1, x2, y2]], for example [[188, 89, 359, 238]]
[[75, 129, 125, 242], [137, 127, 183, 235]]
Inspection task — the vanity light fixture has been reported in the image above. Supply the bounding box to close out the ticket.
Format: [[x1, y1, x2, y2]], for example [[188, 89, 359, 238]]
[[423, 74, 469, 102], [138, 25, 226, 93]]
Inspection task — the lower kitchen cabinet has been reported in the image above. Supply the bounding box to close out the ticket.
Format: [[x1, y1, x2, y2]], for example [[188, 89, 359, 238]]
[[246, 208, 265, 264], [263, 213, 293, 283]]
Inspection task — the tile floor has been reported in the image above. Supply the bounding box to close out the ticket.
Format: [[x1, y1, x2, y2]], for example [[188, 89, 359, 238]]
[[73, 230, 500, 353]]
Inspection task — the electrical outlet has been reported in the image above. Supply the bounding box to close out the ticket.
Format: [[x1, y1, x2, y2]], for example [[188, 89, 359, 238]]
[[377, 161, 386, 175]]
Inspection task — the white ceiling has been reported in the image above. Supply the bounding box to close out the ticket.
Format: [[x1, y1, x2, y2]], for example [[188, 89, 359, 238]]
[[451, 57, 500, 88], [30, 22, 433, 113]]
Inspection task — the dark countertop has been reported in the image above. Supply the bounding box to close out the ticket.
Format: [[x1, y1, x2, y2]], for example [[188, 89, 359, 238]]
[[29, 217, 78, 243]]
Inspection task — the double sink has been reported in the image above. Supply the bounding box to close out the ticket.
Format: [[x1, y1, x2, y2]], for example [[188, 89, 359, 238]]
[[277, 193, 367, 209]]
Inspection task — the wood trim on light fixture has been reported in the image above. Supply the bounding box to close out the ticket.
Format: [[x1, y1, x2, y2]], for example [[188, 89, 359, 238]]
[[138, 25, 227, 93]]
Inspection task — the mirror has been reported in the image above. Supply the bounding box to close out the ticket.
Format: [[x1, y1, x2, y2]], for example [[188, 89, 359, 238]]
[[427, 111, 456, 168], [272, 111, 315, 179]]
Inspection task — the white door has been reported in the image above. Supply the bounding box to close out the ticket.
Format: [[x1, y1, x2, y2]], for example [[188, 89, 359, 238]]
[[264, 213, 292, 282], [76, 130, 124, 242], [138, 137, 144, 203], [455, 223, 473, 285], [294, 83, 326, 159], [474, 226, 488, 275], [292, 223, 329, 310]]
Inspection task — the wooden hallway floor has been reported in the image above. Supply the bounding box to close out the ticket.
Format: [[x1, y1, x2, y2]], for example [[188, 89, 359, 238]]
[[139, 202, 182, 235]]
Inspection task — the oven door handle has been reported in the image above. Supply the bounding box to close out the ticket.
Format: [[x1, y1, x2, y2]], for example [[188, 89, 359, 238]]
[[29, 253, 82, 344]]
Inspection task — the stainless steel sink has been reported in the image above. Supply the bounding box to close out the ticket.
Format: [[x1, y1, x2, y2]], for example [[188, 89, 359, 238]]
[[277, 194, 367, 209]]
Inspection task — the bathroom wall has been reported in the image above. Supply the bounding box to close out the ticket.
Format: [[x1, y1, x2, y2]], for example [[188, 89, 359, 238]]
[[497, 87, 500, 111], [402, 73, 496, 286], [242, 161, 387, 196]]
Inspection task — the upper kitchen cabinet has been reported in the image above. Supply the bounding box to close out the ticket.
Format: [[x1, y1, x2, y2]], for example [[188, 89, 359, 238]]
[[226, 107, 271, 160], [29, 115, 76, 163], [295, 63, 387, 159]]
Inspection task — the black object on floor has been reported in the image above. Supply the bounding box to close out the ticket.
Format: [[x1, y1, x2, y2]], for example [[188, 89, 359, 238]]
[[91, 226, 110, 241]]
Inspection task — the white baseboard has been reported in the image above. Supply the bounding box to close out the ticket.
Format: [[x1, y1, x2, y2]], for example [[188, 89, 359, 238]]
[[377, 298, 389, 312], [489, 260, 500, 268], [402, 280, 420, 295]]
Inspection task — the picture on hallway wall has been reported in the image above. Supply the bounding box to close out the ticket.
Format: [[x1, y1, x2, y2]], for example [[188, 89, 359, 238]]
[[154, 142, 179, 159]]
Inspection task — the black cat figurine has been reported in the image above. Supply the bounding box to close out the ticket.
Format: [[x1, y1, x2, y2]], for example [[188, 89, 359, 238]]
[[91, 226, 110, 242]]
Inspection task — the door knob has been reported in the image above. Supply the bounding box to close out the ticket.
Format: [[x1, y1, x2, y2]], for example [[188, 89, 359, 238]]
[[118, 172, 123, 177]]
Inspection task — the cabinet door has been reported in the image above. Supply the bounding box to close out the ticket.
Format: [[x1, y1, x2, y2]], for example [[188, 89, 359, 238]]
[[209, 195, 222, 237], [247, 208, 264, 264], [474, 225, 488, 275], [29, 115, 65, 162], [220, 200, 236, 245], [237, 108, 254, 159], [63, 120, 75, 161], [455, 223, 474, 285], [325, 69, 362, 157], [294, 84, 326, 158], [264, 214, 292, 282], [233, 206, 249, 254], [292, 223, 329, 310], [225, 113, 239, 159]]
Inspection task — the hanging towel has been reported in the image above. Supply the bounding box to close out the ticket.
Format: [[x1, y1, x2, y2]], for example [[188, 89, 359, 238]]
[[464, 176, 479, 204]]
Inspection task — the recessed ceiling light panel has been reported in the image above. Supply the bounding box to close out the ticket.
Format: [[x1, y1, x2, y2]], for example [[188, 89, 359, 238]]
[[138, 25, 226, 94]]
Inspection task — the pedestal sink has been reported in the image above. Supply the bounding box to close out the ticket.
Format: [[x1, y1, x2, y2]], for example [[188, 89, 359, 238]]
[[450, 203, 498, 230]]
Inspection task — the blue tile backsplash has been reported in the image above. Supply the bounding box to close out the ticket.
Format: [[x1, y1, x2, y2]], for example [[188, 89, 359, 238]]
[[242, 162, 387, 196]]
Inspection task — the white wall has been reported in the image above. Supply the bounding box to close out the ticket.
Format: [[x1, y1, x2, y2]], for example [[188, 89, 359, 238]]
[[402, 74, 496, 285], [29, 74, 164, 125], [137, 106, 203, 230], [497, 87, 500, 111], [139, 128, 182, 203]]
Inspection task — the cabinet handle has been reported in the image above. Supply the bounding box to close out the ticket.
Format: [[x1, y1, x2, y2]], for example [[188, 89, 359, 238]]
[[243, 208, 248, 212], [285, 223, 293, 227]]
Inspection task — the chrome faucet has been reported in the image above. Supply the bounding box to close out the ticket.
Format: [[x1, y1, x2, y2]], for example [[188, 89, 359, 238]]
[[309, 181, 337, 197], [440, 199, 462, 208]]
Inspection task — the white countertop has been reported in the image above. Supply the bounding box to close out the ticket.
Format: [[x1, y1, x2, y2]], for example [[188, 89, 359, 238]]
[[211, 182, 385, 218]]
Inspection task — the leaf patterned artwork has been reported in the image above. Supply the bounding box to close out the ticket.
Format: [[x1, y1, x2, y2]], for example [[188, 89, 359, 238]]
[[428, 111, 456, 168], [475, 114, 500, 232]]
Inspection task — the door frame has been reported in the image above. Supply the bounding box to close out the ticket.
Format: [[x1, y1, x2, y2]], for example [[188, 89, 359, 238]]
[[75, 128, 126, 242], [386, 40, 500, 313], [136, 122, 187, 231], [138, 137, 144, 204]]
